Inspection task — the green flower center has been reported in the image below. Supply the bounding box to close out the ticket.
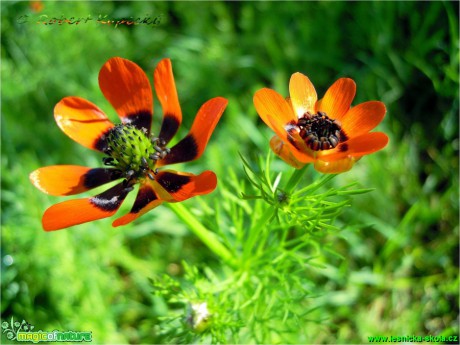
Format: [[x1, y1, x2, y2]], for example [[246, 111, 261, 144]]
[[297, 111, 342, 151], [103, 124, 169, 183]]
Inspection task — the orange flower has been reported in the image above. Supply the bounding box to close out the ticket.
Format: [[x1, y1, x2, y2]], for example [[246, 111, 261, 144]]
[[29, 0, 44, 13], [254, 73, 388, 173], [30, 57, 227, 231]]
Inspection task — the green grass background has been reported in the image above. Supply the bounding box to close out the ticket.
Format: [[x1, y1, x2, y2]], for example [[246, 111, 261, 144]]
[[1, 1, 459, 343]]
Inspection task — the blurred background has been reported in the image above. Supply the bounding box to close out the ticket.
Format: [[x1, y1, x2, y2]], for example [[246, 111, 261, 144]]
[[1, 1, 458, 343]]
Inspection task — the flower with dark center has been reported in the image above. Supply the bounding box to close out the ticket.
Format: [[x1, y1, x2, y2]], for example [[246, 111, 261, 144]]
[[30, 57, 227, 231], [254, 73, 388, 173]]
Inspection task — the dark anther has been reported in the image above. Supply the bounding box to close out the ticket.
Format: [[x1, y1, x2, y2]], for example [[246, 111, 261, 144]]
[[125, 170, 136, 180], [103, 157, 115, 166], [329, 135, 339, 148], [148, 172, 155, 180], [297, 118, 308, 126], [141, 157, 148, 167]]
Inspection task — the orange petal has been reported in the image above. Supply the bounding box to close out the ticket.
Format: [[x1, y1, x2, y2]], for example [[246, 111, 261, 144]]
[[289, 72, 317, 117], [270, 136, 311, 168], [99, 57, 153, 131], [254, 88, 314, 162], [112, 182, 163, 227], [30, 166, 122, 196], [319, 132, 389, 162], [54, 97, 114, 151], [267, 117, 316, 164], [42, 182, 130, 231], [155, 170, 217, 202], [157, 97, 227, 166], [315, 98, 323, 110], [254, 88, 297, 137], [341, 101, 386, 138], [317, 78, 356, 121], [314, 157, 360, 174], [154, 58, 182, 144]]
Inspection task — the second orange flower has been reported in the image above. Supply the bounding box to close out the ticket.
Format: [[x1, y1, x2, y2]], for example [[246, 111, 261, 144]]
[[254, 73, 388, 173]]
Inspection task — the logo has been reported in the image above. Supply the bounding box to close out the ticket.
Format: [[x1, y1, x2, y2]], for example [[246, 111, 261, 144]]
[[2, 317, 92, 343]]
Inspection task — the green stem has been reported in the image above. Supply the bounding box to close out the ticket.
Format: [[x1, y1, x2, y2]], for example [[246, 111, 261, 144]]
[[243, 205, 277, 260], [284, 164, 310, 192], [167, 203, 237, 267], [241, 165, 310, 262]]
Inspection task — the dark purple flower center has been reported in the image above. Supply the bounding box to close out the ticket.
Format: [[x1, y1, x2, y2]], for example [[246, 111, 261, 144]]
[[297, 111, 342, 151]]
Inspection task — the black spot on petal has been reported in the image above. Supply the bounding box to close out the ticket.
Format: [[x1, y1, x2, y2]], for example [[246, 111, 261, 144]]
[[90, 183, 130, 212], [340, 129, 349, 142], [339, 143, 349, 152], [159, 114, 180, 145], [157, 172, 191, 194], [161, 135, 198, 165], [124, 110, 152, 134], [84, 168, 122, 189], [94, 128, 112, 152], [131, 186, 158, 213]]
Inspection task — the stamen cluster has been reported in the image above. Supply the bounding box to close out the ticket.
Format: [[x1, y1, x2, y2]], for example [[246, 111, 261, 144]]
[[297, 111, 341, 151], [102, 124, 170, 183]]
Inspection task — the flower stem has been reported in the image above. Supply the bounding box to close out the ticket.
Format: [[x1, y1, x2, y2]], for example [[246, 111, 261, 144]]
[[284, 164, 309, 192], [167, 203, 237, 267], [243, 206, 276, 260]]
